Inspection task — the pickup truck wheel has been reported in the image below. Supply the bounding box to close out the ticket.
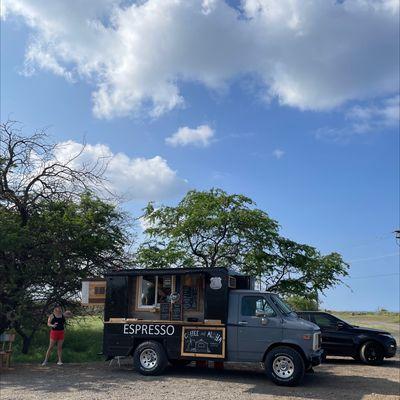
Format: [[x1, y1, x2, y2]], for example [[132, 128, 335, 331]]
[[265, 347, 305, 386], [133, 341, 167, 375], [359, 341, 384, 365]]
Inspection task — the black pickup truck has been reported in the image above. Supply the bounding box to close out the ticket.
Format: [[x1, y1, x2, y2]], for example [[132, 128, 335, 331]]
[[297, 311, 397, 365]]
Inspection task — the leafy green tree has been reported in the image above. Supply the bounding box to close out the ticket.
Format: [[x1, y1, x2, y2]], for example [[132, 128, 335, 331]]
[[0, 121, 132, 352], [285, 295, 319, 311], [138, 189, 348, 298], [138, 188, 279, 269], [0, 195, 131, 352]]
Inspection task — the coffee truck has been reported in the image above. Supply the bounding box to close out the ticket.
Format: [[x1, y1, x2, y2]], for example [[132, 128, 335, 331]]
[[83, 267, 323, 386]]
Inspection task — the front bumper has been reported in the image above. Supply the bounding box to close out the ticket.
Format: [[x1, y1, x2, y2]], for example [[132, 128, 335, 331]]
[[309, 348, 324, 366], [384, 340, 397, 358]]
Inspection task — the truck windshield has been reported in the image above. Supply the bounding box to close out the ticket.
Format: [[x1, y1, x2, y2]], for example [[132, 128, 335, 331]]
[[271, 295, 293, 315]]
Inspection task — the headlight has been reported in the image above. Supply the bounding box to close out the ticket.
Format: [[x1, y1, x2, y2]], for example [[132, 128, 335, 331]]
[[313, 331, 321, 350]]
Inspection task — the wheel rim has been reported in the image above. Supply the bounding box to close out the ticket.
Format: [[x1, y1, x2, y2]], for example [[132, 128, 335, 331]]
[[365, 344, 379, 361], [139, 349, 158, 370], [273, 355, 295, 379]]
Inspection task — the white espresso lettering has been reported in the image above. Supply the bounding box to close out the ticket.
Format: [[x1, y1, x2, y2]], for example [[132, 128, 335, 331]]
[[160, 325, 166, 335], [123, 324, 129, 334], [148, 325, 154, 335], [135, 325, 141, 334], [166, 325, 175, 336], [142, 325, 148, 334], [129, 324, 134, 334], [154, 325, 160, 335]]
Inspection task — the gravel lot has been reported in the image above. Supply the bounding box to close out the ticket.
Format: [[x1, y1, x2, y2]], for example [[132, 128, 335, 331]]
[[1, 356, 399, 400]]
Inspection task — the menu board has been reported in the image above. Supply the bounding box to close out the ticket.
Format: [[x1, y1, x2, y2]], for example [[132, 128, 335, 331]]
[[181, 327, 225, 358], [171, 303, 182, 321], [160, 303, 170, 320], [183, 286, 198, 310]]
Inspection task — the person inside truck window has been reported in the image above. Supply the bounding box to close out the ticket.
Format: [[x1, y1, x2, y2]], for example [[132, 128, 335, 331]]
[[313, 313, 339, 329], [241, 296, 276, 317], [139, 275, 173, 307], [141, 276, 156, 306]]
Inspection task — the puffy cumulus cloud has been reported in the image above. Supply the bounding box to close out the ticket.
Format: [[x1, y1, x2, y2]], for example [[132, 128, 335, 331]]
[[54, 140, 187, 200], [166, 125, 214, 147], [3, 0, 399, 117]]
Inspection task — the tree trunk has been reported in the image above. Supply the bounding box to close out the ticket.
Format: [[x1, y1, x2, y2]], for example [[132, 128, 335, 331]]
[[22, 335, 32, 354]]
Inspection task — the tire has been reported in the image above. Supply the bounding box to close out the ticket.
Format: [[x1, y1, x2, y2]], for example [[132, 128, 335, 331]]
[[359, 341, 384, 365], [265, 347, 305, 387], [169, 359, 192, 367], [133, 341, 168, 375]]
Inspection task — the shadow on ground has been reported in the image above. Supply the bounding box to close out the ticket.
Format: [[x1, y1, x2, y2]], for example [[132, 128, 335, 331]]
[[1, 358, 399, 400]]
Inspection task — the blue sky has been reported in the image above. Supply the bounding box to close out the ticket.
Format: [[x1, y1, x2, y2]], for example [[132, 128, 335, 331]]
[[1, 0, 399, 310]]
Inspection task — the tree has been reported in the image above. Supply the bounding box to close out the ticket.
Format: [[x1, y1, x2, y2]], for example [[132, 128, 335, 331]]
[[0, 121, 132, 351], [0, 120, 106, 226], [137, 188, 279, 269], [137, 189, 348, 298]]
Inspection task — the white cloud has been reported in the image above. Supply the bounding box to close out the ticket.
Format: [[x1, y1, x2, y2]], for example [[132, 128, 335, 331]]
[[166, 125, 214, 147], [54, 140, 187, 201], [346, 95, 400, 134], [3, 0, 399, 118], [315, 95, 400, 140], [272, 149, 285, 159]]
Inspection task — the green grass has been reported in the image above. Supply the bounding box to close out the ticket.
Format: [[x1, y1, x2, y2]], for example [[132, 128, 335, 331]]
[[12, 316, 104, 364], [10, 311, 400, 364]]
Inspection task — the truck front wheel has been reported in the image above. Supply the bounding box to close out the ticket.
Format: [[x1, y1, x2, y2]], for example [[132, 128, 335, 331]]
[[265, 347, 305, 386], [133, 341, 168, 375]]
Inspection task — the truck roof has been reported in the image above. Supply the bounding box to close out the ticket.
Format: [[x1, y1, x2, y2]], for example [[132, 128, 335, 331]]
[[105, 266, 246, 277], [231, 289, 276, 295]]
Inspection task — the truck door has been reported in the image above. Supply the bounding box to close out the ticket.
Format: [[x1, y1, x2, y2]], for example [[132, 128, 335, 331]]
[[236, 295, 282, 362]]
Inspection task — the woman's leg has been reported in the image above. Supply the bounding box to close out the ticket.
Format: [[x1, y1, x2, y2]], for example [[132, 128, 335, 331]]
[[57, 339, 64, 363], [43, 339, 56, 364]]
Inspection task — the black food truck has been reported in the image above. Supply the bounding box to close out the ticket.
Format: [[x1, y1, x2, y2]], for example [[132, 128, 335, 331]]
[[83, 267, 323, 386]]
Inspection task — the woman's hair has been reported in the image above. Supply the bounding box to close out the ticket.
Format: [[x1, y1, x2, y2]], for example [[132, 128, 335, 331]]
[[53, 304, 62, 311]]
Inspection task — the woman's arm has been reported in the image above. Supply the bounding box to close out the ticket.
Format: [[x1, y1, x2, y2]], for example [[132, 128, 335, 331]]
[[47, 315, 56, 328]]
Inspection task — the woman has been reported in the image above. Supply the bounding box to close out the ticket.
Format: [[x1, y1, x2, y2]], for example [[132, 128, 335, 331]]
[[41, 305, 72, 366]]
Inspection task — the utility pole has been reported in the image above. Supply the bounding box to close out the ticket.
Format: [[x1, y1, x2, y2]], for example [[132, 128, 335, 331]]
[[394, 229, 400, 246]]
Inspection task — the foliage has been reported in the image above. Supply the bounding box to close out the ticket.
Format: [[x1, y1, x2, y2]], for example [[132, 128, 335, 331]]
[[137, 188, 279, 269], [137, 189, 349, 298], [0, 121, 132, 352], [0, 195, 132, 352], [285, 295, 318, 311]]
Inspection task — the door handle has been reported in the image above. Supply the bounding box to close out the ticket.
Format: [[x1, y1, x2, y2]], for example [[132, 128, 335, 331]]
[[238, 321, 248, 326]]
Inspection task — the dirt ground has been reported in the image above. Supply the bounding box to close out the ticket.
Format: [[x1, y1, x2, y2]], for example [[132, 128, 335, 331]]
[[1, 356, 399, 400]]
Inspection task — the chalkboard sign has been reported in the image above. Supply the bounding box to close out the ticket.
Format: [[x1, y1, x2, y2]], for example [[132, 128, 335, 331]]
[[160, 303, 170, 320], [181, 327, 225, 358], [171, 303, 182, 321], [183, 286, 198, 310]]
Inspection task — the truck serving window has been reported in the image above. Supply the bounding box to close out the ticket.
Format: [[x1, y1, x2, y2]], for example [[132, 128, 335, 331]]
[[138, 275, 173, 308], [241, 296, 276, 317]]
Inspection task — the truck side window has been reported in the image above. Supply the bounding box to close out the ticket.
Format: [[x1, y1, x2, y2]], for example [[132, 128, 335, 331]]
[[241, 296, 276, 317]]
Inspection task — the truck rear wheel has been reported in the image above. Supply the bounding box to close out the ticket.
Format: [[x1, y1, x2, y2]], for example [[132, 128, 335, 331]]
[[265, 347, 305, 386], [133, 341, 168, 375]]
